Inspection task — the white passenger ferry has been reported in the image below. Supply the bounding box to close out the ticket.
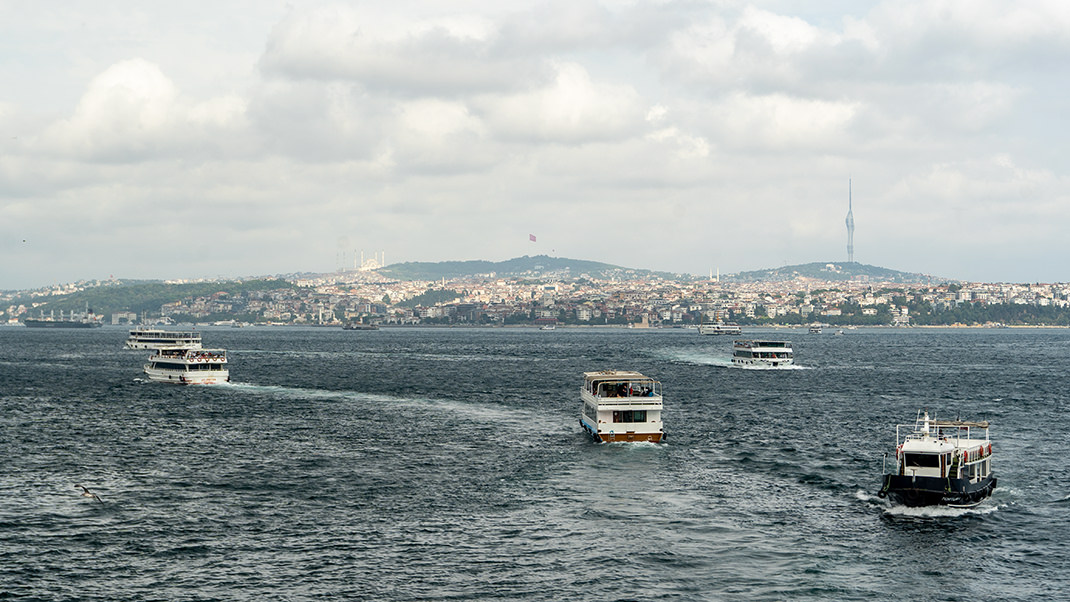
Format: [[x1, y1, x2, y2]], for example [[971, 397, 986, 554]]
[[698, 321, 742, 335], [579, 370, 664, 443], [125, 327, 202, 350], [732, 340, 793, 368], [144, 347, 229, 385], [878, 410, 996, 507]]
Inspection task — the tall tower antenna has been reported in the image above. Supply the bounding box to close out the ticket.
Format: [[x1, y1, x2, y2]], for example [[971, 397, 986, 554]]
[[845, 179, 855, 263]]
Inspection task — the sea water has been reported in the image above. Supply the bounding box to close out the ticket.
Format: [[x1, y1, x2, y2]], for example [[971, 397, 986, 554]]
[[1, 326, 1067, 600]]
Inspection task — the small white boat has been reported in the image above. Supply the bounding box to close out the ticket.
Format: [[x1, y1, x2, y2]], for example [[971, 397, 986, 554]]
[[144, 347, 229, 385], [579, 370, 664, 442], [698, 321, 742, 335], [732, 340, 793, 368], [808, 325, 822, 334], [878, 410, 996, 507], [125, 327, 202, 349]]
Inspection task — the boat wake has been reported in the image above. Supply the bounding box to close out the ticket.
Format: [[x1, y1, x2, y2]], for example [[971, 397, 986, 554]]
[[855, 490, 1002, 517], [220, 382, 557, 430], [660, 350, 734, 367], [602, 440, 666, 449], [222, 381, 394, 403]]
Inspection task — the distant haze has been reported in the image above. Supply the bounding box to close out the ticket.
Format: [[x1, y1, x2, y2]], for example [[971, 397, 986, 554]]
[[3, 1, 1070, 289]]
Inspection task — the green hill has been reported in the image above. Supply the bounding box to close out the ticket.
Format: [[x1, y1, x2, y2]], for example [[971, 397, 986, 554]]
[[724, 262, 940, 284], [10, 278, 294, 318]]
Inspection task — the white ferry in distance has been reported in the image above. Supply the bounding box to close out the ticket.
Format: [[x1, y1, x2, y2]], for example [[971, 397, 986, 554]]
[[125, 327, 202, 350], [878, 410, 996, 507], [579, 370, 664, 443], [144, 347, 229, 385], [698, 321, 742, 335], [732, 340, 794, 368]]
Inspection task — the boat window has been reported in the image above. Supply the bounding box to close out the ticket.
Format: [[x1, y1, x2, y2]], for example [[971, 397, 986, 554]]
[[903, 453, 940, 469], [612, 410, 647, 423]]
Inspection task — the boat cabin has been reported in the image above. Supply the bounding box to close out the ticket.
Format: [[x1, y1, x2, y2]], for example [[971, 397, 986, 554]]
[[895, 416, 993, 482], [579, 370, 664, 443]]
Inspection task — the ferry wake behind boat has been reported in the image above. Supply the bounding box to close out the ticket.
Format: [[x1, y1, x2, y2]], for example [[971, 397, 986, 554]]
[[878, 410, 996, 507], [144, 347, 229, 385], [579, 370, 664, 442]]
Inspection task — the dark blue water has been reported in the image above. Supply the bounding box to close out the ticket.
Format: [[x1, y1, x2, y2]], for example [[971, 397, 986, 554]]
[[2, 326, 1067, 600]]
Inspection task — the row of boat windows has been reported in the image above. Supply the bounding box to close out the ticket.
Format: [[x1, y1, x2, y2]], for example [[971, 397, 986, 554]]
[[150, 362, 227, 371], [613, 410, 648, 423], [589, 382, 656, 397], [583, 403, 597, 421], [582, 405, 649, 423], [733, 351, 791, 359]]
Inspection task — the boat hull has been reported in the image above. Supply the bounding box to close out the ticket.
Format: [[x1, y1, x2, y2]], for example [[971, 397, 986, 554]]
[[732, 358, 794, 368], [24, 320, 102, 328], [143, 366, 229, 385], [579, 418, 662, 443], [879, 474, 997, 507]]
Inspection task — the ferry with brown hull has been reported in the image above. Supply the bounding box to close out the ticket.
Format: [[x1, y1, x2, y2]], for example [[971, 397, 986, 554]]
[[878, 410, 996, 507], [144, 347, 229, 385], [579, 370, 664, 443]]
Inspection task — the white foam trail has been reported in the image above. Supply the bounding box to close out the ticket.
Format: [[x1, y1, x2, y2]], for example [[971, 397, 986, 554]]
[[855, 489, 1003, 516], [221, 381, 558, 430], [883, 503, 1003, 518]]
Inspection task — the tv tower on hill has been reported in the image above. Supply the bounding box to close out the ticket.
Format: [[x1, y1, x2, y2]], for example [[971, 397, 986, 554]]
[[845, 179, 855, 263]]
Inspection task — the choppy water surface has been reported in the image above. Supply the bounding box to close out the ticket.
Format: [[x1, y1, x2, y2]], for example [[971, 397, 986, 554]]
[[2, 326, 1067, 600]]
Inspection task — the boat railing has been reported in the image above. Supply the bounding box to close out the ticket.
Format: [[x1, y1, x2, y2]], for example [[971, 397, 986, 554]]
[[896, 420, 990, 446], [583, 382, 661, 403]]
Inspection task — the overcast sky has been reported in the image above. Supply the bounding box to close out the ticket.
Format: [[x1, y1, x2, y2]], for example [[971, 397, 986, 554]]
[[3, 1, 1069, 289]]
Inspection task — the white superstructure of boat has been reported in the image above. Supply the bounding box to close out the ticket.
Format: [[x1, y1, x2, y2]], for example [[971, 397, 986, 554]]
[[878, 410, 996, 507], [125, 327, 202, 350], [698, 321, 742, 335], [579, 370, 664, 443], [144, 347, 229, 385], [732, 340, 794, 368]]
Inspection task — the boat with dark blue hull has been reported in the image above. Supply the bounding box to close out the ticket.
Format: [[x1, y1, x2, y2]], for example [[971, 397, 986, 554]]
[[878, 411, 996, 508]]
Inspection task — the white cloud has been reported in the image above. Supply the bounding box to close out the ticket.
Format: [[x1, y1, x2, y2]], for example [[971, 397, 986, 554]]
[[259, 4, 527, 95], [710, 92, 858, 149], [38, 59, 247, 162], [478, 61, 646, 143], [3, 1, 1070, 287]]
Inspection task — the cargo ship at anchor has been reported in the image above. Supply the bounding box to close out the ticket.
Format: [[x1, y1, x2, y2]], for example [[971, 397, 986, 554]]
[[24, 306, 103, 328]]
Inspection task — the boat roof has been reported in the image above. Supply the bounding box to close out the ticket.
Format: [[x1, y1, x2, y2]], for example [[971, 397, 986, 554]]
[[583, 370, 656, 381], [932, 419, 990, 429], [733, 339, 792, 346]]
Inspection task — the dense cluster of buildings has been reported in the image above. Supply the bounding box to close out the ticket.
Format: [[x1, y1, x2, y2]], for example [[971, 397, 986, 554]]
[[5, 269, 1070, 327]]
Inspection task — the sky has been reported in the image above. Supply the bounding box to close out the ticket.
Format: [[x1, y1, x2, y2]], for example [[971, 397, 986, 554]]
[[3, 0, 1070, 289]]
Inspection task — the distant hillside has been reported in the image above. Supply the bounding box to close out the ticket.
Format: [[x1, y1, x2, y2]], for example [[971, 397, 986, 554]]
[[723, 262, 941, 284], [379, 255, 636, 281], [11, 279, 294, 317]]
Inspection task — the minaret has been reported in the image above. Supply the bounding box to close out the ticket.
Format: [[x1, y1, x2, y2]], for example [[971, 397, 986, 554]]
[[845, 179, 855, 263]]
